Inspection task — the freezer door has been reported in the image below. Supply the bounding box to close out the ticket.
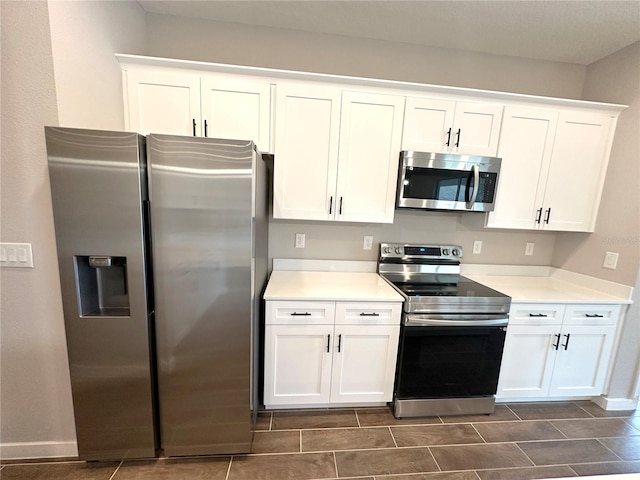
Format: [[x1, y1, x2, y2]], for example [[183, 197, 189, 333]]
[[45, 127, 156, 460], [147, 134, 256, 456]]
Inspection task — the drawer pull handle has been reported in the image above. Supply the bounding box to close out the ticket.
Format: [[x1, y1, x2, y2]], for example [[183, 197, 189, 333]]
[[585, 313, 604, 318], [529, 313, 548, 317], [326, 334, 331, 352], [360, 312, 380, 317], [552, 333, 561, 350], [562, 333, 571, 350], [291, 312, 311, 316]]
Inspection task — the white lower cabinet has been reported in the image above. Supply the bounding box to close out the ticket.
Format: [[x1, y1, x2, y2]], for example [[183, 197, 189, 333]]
[[264, 301, 401, 408], [497, 303, 620, 400]]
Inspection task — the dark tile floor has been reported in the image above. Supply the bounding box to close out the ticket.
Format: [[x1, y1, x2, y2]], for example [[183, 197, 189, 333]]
[[2, 401, 640, 480]]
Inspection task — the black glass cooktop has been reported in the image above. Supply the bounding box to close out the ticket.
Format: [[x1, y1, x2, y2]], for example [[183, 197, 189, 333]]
[[395, 276, 509, 299]]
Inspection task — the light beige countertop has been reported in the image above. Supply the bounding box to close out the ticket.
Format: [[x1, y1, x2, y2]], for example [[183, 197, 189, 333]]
[[263, 270, 404, 302]]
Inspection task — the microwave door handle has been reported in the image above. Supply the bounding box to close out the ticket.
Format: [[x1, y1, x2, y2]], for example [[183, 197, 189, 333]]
[[466, 164, 480, 208]]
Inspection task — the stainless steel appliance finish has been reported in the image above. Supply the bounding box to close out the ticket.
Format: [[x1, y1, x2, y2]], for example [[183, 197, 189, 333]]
[[378, 243, 511, 418], [46, 127, 156, 460], [396, 151, 501, 212], [147, 134, 266, 456], [46, 128, 268, 460]]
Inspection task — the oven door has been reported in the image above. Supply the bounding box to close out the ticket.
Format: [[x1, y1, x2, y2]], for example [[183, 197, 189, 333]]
[[395, 314, 508, 400], [397, 151, 500, 212]]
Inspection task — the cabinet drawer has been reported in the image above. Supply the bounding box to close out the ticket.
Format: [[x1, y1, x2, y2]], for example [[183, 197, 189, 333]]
[[563, 304, 621, 326], [509, 303, 565, 325], [266, 301, 335, 325], [335, 302, 402, 325]]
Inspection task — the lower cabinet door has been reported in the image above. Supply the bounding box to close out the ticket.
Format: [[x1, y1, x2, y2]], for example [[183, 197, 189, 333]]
[[264, 325, 333, 406], [548, 325, 616, 397], [329, 325, 399, 403], [497, 325, 559, 399]]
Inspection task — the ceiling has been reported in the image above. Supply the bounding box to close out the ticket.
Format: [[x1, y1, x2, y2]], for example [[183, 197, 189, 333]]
[[138, 0, 640, 65]]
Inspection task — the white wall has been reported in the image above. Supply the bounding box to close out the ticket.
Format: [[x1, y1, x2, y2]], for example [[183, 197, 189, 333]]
[[0, 0, 147, 460]]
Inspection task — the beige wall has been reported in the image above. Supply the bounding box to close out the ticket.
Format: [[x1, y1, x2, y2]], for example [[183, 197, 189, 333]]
[[0, 0, 146, 459], [146, 13, 587, 99], [552, 42, 640, 286]]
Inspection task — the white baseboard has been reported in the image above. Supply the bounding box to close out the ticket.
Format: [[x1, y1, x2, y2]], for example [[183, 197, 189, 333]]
[[593, 395, 639, 411], [0, 441, 78, 461]]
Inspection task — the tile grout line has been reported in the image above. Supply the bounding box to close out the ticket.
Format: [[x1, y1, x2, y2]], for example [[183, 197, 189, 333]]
[[354, 409, 361, 428], [225, 456, 233, 480], [573, 401, 597, 418], [332, 451, 338, 479], [546, 419, 570, 439], [595, 437, 625, 461], [504, 403, 523, 421], [512, 441, 537, 467], [427, 446, 443, 472], [299, 429, 303, 453], [388, 426, 398, 448], [470, 423, 488, 443], [107, 459, 123, 480], [269, 411, 273, 431]]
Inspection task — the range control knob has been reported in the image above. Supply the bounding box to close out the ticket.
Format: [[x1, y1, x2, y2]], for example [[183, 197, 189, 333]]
[[442, 249, 450, 255], [382, 246, 392, 254], [394, 247, 403, 255], [452, 248, 461, 257]]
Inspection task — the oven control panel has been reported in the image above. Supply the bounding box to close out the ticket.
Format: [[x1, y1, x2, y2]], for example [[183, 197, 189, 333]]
[[379, 243, 463, 259]]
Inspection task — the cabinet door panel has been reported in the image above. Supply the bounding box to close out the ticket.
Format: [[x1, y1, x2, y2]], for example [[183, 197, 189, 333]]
[[453, 102, 503, 156], [497, 325, 558, 399], [126, 70, 201, 136], [542, 112, 614, 232], [486, 107, 558, 229], [336, 92, 405, 223], [264, 325, 333, 406], [200, 77, 272, 152], [330, 325, 399, 403], [549, 325, 616, 397], [402, 97, 455, 152], [273, 84, 341, 220]]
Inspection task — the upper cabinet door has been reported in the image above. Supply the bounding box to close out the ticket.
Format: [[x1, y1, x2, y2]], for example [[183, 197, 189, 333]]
[[486, 107, 558, 229], [336, 92, 405, 223], [452, 102, 503, 156], [125, 70, 202, 136], [402, 97, 455, 153], [200, 77, 273, 152], [272, 84, 341, 221], [401, 97, 502, 156], [540, 112, 614, 232]]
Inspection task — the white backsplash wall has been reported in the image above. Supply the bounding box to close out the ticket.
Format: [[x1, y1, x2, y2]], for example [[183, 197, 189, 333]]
[[268, 209, 556, 266]]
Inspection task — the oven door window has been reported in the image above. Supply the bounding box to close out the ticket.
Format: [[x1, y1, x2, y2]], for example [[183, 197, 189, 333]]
[[396, 326, 506, 399], [402, 167, 496, 204]]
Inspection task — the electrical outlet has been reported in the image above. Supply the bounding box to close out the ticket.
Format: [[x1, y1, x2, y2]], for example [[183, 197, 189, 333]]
[[525, 242, 535, 256], [472, 240, 482, 254], [295, 233, 305, 249], [603, 251, 619, 269], [363, 236, 373, 250]]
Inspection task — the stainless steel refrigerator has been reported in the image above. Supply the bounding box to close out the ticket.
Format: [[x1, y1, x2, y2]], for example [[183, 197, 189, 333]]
[[45, 127, 268, 460]]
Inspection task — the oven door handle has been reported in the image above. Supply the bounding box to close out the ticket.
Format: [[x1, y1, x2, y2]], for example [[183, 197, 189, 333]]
[[404, 316, 509, 327]]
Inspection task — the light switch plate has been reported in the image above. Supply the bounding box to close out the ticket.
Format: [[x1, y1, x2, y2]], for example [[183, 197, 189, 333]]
[[363, 236, 373, 250], [472, 240, 482, 254], [603, 251, 619, 269], [295, 233, 305, 249], [0, 242, 34, 268]]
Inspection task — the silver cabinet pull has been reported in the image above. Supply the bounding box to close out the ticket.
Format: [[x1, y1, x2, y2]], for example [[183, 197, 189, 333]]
[[326, 334, 331, 352], [552, 333, 561, 350], [544, 208, 552, 224], [337, 334, 342, 352], [585, 313, 604, 318], [455, 128, 461, 147], [291, 312, 311, 316], [529, 313, 548, 317], [445, 128, 452, 147], [360, 312, 380, 317], [562, 333, 571, 350]]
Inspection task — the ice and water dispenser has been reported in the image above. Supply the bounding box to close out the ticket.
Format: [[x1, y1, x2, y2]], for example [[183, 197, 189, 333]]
[[75, 255, 130, 316]]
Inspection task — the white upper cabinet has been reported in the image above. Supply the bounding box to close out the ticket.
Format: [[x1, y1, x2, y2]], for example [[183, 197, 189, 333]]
[[486, 106, 558, 229], [402, 97, 503, 156], [541, 111, 615, 232], [273, 86, 404, 223], [272, 84, 341, 221], [200, 77, 272, 151], [487, 108, 615, 232], [124, 68, 273, 152], [335, 92, 405, 223], [125, 69, 201, 137]]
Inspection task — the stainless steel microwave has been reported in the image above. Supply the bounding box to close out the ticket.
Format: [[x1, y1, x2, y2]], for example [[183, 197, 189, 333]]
[[396, 151, 502, 212]]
